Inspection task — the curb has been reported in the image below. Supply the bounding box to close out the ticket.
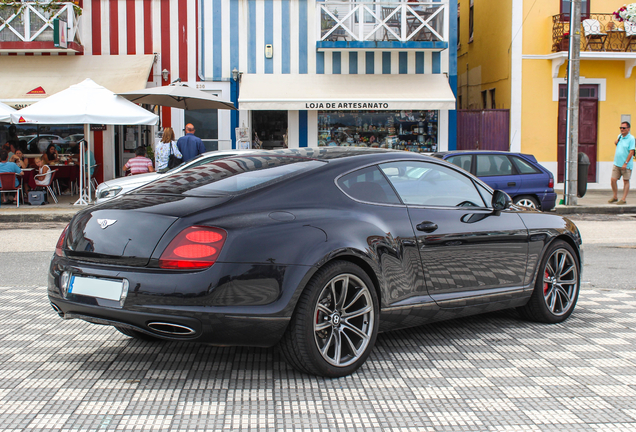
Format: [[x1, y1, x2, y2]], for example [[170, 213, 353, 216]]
[[555, 205, 636, 215], [0, 212, 78, 223]]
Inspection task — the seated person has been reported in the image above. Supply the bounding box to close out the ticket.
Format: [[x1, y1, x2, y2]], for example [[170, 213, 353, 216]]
[[124, 146, 155, 175], [0, 150, 22, 203], [42, 143, 59, 166], [9, 150, 28, 169], [34, 157, 51, 187]]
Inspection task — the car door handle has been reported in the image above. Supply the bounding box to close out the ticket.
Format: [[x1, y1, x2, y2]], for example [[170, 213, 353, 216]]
[[416, 221, 438, 232], [508, 182, 516, 186]]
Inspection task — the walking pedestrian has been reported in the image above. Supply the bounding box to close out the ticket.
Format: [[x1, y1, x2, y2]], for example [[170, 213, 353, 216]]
[[176, 123, 205, 163], [609, 121, 635, 205]]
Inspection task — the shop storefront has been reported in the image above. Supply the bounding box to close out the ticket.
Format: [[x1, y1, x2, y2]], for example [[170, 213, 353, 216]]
[[238, 73, 455, 151], [318, 109, 439, 152]]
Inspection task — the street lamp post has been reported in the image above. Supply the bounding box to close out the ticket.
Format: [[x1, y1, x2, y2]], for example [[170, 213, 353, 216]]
[[564, 0, 581, 205]]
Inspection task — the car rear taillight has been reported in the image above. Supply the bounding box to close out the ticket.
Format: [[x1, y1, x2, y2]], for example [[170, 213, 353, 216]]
[[548, 177, 554, 188], [159, 226, 227, 269], [55, 224, 69, 257]]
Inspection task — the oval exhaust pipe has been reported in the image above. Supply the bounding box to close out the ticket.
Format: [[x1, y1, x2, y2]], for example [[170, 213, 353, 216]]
[[147, 322, 196, 336], [50, 302, 63, 317]]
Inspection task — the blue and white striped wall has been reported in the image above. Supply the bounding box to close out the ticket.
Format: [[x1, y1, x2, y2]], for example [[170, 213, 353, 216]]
[[197, 0, 457, 150]]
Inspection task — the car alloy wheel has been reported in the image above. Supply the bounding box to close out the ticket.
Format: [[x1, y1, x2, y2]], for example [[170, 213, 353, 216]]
[[515, 195, 539, 209], [313, 273, 374, 367], [279, 260, 379, 377], [517, 240, 580, 323], [542, 247, 578, 316]]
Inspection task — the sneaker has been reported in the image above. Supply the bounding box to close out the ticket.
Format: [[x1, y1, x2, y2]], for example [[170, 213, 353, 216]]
[[617, 200, 627, 205], [608, 198, 618, 203]]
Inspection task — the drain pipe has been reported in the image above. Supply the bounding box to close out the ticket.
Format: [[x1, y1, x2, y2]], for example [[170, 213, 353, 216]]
[[198, 0, 205, 82]]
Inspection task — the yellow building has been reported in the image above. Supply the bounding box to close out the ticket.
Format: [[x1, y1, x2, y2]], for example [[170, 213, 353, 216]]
[[458, 0, 636, 189]]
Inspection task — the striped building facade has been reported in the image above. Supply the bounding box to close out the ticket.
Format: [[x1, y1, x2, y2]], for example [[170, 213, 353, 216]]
[[1, 0, 457, 180]]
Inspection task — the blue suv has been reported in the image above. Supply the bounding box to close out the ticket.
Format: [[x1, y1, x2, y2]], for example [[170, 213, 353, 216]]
[[433, 151, 557, 211]]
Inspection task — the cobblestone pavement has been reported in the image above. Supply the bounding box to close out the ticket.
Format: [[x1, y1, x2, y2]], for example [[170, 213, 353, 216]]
[[1, 286, 636, 432]]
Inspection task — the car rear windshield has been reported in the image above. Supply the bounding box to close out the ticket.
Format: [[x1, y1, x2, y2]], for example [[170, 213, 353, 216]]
[[132, 155, 325, 197]]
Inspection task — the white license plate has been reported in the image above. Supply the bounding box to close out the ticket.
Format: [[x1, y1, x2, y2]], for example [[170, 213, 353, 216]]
[[68, 276, 124, 301]]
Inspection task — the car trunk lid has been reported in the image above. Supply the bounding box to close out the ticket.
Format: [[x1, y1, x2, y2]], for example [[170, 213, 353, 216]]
[[64, 194, 232, 266]]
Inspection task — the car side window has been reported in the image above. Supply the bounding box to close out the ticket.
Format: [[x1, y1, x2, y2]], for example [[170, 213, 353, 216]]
[[475, 182, 493, 207], [337, 166, 402, 205], [379, 161, 486, 208], [446, 155, 473, 173], [476, 154, 514, 177], [511, 156, 540, 174]]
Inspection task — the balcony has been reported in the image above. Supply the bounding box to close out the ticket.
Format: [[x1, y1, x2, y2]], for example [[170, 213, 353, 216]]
[[0, 1, 83, 53], [552, 13, 636, 52], [317, 1, 448, 51]]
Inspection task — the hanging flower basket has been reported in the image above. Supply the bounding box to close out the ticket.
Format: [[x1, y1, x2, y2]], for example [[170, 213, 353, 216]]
[[614, 4, 636, 23]]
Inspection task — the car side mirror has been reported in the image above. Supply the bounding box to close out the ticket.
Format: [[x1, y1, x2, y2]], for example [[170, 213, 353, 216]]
[[492, 190, 512, 211]]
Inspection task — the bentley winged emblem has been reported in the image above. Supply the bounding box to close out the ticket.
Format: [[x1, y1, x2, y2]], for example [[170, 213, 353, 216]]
[[97, 219, 117, 229]]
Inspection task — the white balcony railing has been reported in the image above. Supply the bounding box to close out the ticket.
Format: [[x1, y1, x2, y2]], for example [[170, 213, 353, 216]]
[[318, 1, 447, 43], [0, 1, 81, 46]]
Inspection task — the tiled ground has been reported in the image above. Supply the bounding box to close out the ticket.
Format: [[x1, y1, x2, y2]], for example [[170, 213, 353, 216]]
[[1, 286, 636, 431]]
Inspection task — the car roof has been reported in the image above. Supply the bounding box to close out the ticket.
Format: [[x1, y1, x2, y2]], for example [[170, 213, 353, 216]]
[[237, 147, 402, 161], [433, 150, 532, 157]]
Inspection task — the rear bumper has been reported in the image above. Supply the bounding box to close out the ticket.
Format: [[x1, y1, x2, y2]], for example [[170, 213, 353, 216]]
[[48, 255, 312, 347], [48, 297, 289, 347], [540, 192, 557, 211]]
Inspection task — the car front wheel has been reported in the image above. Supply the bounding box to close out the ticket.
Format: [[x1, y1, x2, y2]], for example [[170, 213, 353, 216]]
[[517, 239, 580, 323], [280, 261, 379, 377]]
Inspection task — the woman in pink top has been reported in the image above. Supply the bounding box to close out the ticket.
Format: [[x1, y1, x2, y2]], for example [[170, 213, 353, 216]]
[[124, 147, 155, 175]]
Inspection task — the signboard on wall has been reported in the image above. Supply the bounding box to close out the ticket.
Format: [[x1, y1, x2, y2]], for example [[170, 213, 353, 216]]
[[53, 19, 68, 49]]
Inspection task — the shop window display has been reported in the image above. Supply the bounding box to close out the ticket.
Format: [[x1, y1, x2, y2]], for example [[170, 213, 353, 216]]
[[318, 110, 438, 152]]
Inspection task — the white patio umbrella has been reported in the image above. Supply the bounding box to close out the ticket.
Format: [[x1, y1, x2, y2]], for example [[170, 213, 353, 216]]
[[118, 82, 237, 110], [0, 101, 16, 123], [10, 78, 158, 205]]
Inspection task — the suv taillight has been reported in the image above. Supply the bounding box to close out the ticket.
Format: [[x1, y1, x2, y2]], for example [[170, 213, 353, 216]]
[[55, 224, 69, 256], [159, 226, 227, 269], [548, 177, 554, 188]]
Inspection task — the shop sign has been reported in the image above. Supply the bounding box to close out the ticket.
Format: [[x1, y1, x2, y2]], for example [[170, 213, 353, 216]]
[[90, 124, 107, 131], [305, 102, 390, 109], [27, 87, 46, 95]]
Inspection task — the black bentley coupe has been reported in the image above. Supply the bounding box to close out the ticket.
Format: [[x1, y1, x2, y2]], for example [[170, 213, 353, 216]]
[[49, 148, 582, 377]]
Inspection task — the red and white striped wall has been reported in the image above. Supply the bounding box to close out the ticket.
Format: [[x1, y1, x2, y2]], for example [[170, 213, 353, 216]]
[[79, 0, 199, 127]]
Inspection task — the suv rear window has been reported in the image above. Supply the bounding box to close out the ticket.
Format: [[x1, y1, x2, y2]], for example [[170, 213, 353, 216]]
[[133, 156, 325, 196]]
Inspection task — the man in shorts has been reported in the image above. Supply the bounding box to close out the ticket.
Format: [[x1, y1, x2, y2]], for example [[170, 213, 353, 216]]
[[609, 121, 635, 205]]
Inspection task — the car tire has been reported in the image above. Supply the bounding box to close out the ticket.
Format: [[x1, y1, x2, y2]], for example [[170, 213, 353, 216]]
[[279, 260, 379, 377], [517, 239, 580, 324], [514, 195, 539, 209], [115, 326, 163, 342]]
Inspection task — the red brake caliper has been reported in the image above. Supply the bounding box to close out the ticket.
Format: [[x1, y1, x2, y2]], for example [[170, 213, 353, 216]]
[[543, 270, 550, 295]]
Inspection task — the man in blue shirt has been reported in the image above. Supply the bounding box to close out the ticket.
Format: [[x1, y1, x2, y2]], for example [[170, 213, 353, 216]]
[[609, 122, 636, 205], [176, 123, 206, 163], [0, 150, 22, 204]]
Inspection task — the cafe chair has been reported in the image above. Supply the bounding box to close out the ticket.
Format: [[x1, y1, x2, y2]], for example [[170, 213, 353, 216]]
[[625, 21, 636, 52], [382, 7, 402, 41], [0, 172, 23, 207], [34, 170, 58, 204], [582, 19, 607, 51]]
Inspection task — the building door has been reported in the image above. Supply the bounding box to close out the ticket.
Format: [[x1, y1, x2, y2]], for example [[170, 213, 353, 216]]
[[252, 111, 287, 149], [558, 84, 597, 183], [457, 109, 510, 151]]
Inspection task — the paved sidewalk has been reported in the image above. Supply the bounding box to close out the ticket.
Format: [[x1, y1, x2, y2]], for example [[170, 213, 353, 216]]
[[1, 285, 635, 431], [1, 189, 634, 223], [555, 189, 636, 215]]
